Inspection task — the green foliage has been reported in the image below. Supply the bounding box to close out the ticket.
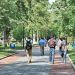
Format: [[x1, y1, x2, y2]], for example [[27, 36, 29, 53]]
[[2, 0, 75, 41], [12, 25, 24, 42], [50, 0, 75, 37], [69, 49, 75, 64], [0, 49, 15, 59], [0, 0, 17, 29], [0, 0, 52, 39]]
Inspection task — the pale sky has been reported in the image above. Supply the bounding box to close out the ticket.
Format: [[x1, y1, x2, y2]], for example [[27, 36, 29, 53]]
[[48, 0, 55, 4]]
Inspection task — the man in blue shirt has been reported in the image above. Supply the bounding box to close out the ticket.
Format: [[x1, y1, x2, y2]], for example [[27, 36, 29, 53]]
[[39, 38, 46, 55]]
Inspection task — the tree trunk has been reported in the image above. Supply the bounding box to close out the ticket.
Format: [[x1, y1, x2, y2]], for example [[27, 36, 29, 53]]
[[3, 27, 10, 47], [37, 30, 39, 43], [3, 30, 8, 47]]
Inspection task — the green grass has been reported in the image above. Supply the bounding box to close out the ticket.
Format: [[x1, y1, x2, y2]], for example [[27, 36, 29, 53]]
[[0, 49, 16, 59], [0, 45, 23, 59], [14, 46, 23, 50], [0, 45, 23, 50], [68, 49, 75, 64]]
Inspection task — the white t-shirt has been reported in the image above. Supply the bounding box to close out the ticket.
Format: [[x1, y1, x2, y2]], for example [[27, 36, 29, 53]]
[[57, 39, 62, 46]]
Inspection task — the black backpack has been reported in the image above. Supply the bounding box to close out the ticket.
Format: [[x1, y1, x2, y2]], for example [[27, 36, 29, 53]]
[[26, 40, 32, 50]]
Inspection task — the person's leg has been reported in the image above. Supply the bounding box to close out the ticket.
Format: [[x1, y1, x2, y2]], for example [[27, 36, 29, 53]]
[[27, 50, 30, 63], [28, 49, 32, 63], [49, 48, 52, 62], [52, 48, 55, 64], [64, 51, 67, 64], [59, 49, 63, 58], [40, 46, 44, 55], [42, 46, 44, 55], [59, 47, 62, 55], [29, 49, 32, 63], [59, 49, 61, 55], [40, 46, 42, 55]]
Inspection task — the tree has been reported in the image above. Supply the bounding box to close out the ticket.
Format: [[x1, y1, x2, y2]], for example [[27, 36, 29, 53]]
[[0, 0, 17, 46], [12, 25, 24, 42], [49, 0, 75, 38]]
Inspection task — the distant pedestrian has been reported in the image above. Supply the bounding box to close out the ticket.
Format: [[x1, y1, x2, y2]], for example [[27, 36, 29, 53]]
[[57, 37, 67, 63], [57, 38, 64, 57], [48, 36, 56, 64], [25, 37, 32, 63], [39, 37, 46, 56]]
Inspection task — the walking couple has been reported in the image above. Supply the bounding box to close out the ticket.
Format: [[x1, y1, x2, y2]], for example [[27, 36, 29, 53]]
[[39, 36, 56, 64]]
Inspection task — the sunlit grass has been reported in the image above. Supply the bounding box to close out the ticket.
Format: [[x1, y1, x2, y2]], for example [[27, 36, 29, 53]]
[[68, 49, 75, 64], [0, 45, 23, 59], [0, 49, 15, 59]]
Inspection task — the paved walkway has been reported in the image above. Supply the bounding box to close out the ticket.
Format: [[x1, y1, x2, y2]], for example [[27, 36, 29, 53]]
[[0, 46, 75, 75]]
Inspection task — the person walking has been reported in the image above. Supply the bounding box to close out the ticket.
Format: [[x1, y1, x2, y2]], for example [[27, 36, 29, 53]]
[[39, 37, 46, 56], [57, 37, 67, 64], [57, 38, 65, 57], [61, 38, 67, 64], [48, 36, 56, 64], [25, 37, 32, 63]]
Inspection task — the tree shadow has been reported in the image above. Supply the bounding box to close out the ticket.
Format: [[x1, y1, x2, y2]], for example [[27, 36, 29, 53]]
[[0, 61, 75, 75], [0, 62, 51, 75]]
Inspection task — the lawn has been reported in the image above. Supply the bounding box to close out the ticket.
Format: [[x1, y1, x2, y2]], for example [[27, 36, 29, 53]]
[[0, 45, 23, 59], [68, 49, 75, 65], [0, 49, 16, 59]]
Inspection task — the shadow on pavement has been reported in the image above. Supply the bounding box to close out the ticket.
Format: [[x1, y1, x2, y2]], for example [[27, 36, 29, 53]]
[[0, 62, 51, 75]]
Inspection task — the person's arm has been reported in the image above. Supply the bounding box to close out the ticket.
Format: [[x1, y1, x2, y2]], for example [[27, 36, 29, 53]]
[[47, 40, 50, 46]]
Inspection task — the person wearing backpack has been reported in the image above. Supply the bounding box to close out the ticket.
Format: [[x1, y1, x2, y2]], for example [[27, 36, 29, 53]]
[[58, 38, 67, 64], [57, 38, 65, 58], [48, 36, 56, 64], [25, 37, 32, 63], [39, 38, 46, 56]]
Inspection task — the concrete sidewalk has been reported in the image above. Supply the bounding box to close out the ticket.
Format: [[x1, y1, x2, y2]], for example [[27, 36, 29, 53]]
[[0, 46, 75, 75]]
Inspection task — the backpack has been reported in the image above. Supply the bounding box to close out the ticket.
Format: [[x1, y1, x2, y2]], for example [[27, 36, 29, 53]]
[[26, 40, 32, 50], [48, 38, 55, 47]]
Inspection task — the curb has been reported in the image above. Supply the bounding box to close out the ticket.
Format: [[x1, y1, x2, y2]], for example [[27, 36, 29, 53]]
[[67, 54, 75, 70], [0, 53, 16, 60]]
